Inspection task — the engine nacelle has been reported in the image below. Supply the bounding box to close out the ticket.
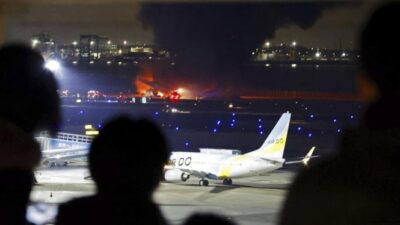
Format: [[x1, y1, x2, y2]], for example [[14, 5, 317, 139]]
[[164, 169, 190, 182]]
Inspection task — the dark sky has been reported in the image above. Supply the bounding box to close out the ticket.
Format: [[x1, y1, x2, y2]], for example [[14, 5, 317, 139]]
[[3, 1, 375, 48]]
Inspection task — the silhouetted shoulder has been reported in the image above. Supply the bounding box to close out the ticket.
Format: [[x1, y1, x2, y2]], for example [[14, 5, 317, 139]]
[[279, 128, 400, 225]]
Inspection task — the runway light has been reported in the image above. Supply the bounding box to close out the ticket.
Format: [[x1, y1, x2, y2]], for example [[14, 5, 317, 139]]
[[232, 113, 236, 117], [45, 60, 61, 72]]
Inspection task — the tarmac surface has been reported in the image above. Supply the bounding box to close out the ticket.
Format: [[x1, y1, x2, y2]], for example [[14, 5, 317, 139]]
[[31, 167, 296, 225]]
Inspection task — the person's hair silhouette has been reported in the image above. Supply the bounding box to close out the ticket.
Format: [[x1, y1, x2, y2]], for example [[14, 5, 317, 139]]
[[279, 3, 400, 225], [0, 44, 60, 225], [57, 116, 169, 225]]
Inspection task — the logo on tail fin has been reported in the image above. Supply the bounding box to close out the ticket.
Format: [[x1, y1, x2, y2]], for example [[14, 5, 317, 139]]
[[246, 112, 291, 159]]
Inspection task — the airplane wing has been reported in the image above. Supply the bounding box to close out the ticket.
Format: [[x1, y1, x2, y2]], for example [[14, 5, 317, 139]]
[[179, 168, 219, 180], [43, 148, 88, 160], [42, 147, 87, 154], [285, 146, 318, 166]]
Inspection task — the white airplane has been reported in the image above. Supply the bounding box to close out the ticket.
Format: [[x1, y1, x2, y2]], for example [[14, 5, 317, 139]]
[[41, 147, 88, 167], [36, 132, 91, 167], [163, 112, 316, 186]]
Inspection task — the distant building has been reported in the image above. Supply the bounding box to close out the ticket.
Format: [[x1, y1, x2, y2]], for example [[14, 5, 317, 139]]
[[79, 34, 115, 61], [31, 32, 57, 60]]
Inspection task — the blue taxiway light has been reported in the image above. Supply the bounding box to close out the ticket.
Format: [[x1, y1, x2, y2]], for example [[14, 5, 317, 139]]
[[259, 131, 264, 135], [175, 126, 180, 131], [258, 118, 262, 122], [297, 127, 302, 131], [217, 120, 221, 125], [258, 125, 262, 129], [310, 114, 315, 118], [79, 110, 84, 115], [333, 119, 337, 123], [232, 113, 236, 117], [213, 128, 217, 133], [308, 133, 313, 137], [337, 129, 342, 133], [230, 123, 234, 127]]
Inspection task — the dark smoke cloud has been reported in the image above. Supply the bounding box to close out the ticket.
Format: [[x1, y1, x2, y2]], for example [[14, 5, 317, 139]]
[[138, 3, 340, 97]]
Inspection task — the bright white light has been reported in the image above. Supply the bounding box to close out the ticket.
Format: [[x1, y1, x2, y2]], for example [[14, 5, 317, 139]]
[[123, 40, 128, 45], [107, 40, 112, 45], [292, 41, 297, 47], [72, 41, 78, 46], [32, 39, 40, 48], [90, 41, 95, 45], [315, 52, 321, 58], [265, 41, 270, 47], [45, 60, 61, 72], [291, 63, 297, 68]]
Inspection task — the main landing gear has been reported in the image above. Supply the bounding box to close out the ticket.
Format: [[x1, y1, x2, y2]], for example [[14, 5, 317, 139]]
[[199, 179, 209, 186], [223, 178, 233, 185]]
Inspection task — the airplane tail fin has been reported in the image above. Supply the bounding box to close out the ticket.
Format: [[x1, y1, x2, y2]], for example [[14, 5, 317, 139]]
[[246, 112, 291, 160]]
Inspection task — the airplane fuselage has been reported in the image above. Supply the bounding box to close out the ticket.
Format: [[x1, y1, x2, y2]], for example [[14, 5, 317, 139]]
[[170, 152, 284, 180]]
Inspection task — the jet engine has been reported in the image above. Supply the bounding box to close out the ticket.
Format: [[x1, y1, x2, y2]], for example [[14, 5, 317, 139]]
[[164, 169, 190, 182]]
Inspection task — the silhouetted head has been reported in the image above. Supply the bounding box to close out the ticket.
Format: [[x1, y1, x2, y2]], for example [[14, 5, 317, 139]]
[[184, 213, 236, 225], [0, 44, 60, 135], [89, 116, 169, 196], [359, 2, 400, 99]]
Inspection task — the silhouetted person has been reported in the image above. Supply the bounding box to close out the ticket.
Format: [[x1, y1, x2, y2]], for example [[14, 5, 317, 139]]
[[56, 117, 169, 225], [184, 213, 236, 225], [0, 44, 60, 224], [279, 3, 400, 225]]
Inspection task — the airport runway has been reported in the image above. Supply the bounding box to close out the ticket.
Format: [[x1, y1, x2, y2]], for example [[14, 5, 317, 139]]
[[31, 168, 295, 225]]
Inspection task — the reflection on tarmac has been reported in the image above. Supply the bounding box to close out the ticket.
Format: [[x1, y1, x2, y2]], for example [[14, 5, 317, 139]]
[[31, 168, 295, 225]]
